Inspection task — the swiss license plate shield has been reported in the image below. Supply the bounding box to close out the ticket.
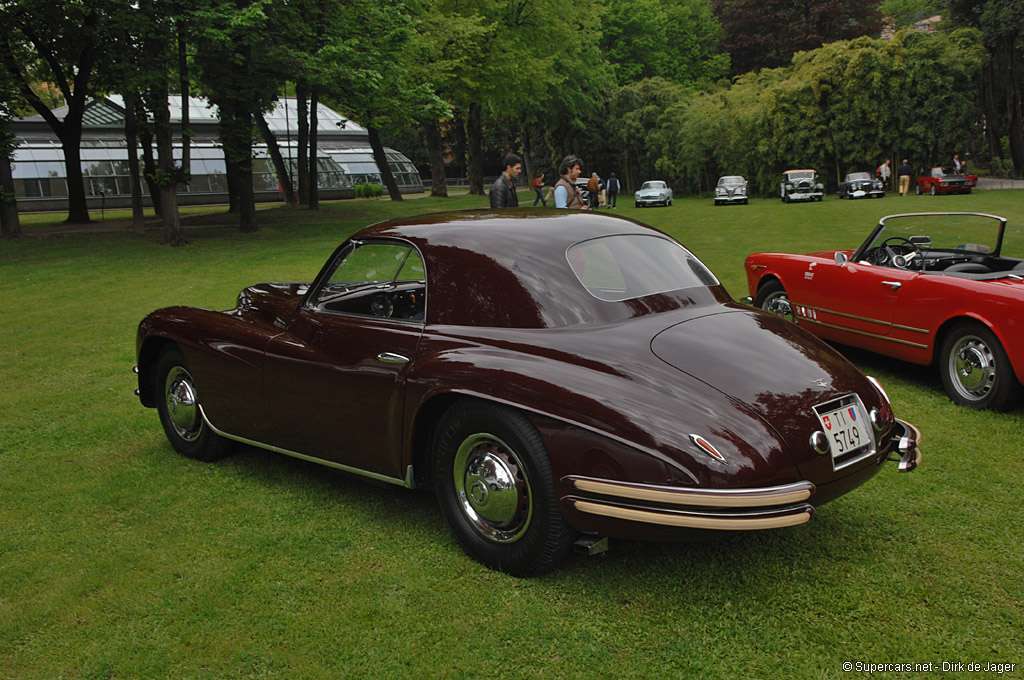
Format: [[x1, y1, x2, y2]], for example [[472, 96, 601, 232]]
[[813, 394, 875, 471]]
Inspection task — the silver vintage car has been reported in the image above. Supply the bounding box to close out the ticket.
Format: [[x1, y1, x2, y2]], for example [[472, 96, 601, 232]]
[[714, 175, 749, 205], [634, 180, 673, 207]]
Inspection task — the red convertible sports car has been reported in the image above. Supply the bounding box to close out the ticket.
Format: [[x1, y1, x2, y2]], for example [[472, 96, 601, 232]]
[[915, 166, 976, 195], [747, 212, 1024, 411], [136, 209, 920, 576]]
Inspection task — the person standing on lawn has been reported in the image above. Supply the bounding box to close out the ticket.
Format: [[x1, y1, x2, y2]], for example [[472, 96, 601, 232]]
[[489, 153, 522, 208], [531, 172, 547, 206], [553, 156, 587, 209]]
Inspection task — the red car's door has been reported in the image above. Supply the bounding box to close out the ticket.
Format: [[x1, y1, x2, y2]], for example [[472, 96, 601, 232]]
[[261, 308, 422, 478], [793, 259, 918, 347]]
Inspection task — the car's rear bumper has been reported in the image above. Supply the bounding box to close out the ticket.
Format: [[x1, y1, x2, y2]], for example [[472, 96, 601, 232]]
[[561, 418, 920, 534]]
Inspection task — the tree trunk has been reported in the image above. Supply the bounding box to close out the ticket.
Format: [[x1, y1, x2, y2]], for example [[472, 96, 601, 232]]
[[1005, 43, 1024, 175], [178, 22, 191, 181], [467, 103, 484, 195], [368, 126, 403, 201], [452, 112, 467, 180], [219, 103, 257, 231], [981, 64, 1003, 162], [296, 82, 309, 204], [153, 81, 185, 246], [520, 118, 533, 184], [257, 113, 296, 205], [308, 86, 320, 210], [423, 119, 447, 197], [139, 122, 162, 217], [119, 29, 145, 234], [0, 155, 22, 238], [123, 89, 146, 235]]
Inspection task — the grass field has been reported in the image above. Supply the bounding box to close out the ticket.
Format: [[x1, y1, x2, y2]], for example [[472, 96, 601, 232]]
[[2, 190, 1022, 679]]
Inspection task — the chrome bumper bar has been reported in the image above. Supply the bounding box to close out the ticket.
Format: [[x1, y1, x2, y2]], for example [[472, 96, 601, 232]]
[[564, 477, 816, 530], [888, 418, 922, 472]]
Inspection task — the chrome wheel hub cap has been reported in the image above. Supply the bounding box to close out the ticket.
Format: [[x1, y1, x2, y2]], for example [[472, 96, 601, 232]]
[[165, 366, 201, 442], [763, 292, 795, 322], [454, 434, 532, 543], [951, 335, 995, 400]]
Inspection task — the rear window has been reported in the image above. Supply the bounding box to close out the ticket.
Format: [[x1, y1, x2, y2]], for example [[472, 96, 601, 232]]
[[566, 234, 719, 302]]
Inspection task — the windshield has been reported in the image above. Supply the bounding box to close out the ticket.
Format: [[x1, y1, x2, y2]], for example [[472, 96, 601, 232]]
[[857, 213, 1011, 260], [641, 181, 666, 190], [718, 176, 744, 186], [846, 172, 871, 181], [786, 172, 815, 181], [566, 234, 718, 302]]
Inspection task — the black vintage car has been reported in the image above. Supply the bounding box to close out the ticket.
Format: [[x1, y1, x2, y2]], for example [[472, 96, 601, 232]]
[[837, 172, 886, 199]]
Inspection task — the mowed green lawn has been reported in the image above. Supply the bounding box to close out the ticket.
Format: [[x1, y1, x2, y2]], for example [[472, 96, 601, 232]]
[[2, 190, 1022, 679]]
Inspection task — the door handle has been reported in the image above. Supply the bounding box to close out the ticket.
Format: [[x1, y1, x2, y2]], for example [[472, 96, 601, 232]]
[[881, 281, 902, 290], [377, 352, 410, 364]]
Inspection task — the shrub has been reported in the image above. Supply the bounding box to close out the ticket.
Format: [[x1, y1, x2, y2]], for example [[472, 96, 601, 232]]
[[354, 183, 385, 198]]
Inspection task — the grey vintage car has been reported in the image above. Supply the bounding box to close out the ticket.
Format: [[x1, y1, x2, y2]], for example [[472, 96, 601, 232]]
[[714, 175, 748, 205], [780, 169, 824, 203]]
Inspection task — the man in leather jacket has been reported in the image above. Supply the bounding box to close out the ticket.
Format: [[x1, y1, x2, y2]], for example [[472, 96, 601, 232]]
[[489, 154, 522, 208]]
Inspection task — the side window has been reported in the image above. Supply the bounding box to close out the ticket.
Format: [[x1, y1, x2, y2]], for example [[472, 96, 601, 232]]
[[314, 241, 427, 322]]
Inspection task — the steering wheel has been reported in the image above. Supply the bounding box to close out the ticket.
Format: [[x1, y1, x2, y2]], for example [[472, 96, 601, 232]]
[[879, 236, 921, 268]]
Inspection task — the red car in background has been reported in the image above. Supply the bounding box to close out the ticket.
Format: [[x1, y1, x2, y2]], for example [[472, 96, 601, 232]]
[[746, 212, 1024, 411], [915, 166, 977, 195]]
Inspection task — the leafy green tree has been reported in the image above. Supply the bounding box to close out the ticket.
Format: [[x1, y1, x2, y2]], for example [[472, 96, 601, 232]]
[[601, 0, 728, 85], [657, 29, 984, 195], [192, 0, 283, 231], [712, 0, 884, 75], [0, 67, 23, 237], [0, 0, 116, 224], [947, 0, 1024, 173]]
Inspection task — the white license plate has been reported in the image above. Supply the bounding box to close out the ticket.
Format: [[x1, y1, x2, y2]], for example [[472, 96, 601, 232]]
[[816, 397, 873, 466]]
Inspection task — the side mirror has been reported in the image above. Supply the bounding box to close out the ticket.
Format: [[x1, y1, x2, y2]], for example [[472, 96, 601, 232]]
[[835, 251, 849, 267]]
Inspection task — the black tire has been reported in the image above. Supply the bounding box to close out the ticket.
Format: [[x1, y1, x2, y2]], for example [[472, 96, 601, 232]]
[[155, 346, 230, 461], [432, 399, 575, 576], [915, 183, 922, 195], [939, 322, 1021, 411], [753, 279, 796, 323]]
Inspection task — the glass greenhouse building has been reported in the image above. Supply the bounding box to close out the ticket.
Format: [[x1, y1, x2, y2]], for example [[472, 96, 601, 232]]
[[9, 96, 424, 211]]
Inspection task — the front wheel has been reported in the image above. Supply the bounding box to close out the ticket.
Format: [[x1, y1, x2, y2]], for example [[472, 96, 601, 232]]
[[753, 280, 796, 323], [931, 184, 938, 196], [155, 346, 230, 461], [432, 399, 575, 576], [939, 322, 1021, 411]]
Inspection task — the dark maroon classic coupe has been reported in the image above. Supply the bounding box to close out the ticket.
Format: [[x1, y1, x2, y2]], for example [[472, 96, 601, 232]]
[[135, 209, 920, 576]]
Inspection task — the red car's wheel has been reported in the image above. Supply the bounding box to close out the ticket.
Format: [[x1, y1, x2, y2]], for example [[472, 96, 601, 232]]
[[432, 399, 575, 576], [915, 183, 922, 195], [940, 322, 1021, 411], [155, 347, 231, 461], [753, 280, 796, 324], [931, 184, 938, 196]]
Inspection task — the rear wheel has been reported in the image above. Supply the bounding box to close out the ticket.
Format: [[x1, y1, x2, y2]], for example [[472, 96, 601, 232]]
[[155, 346, 230, 461], [753, 280, 796, 323], [432, 399, 575, 576], [939, 322, 1021, 411]]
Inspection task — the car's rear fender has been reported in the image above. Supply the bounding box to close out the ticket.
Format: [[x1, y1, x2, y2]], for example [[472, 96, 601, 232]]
[[402, 341, 802, 496]]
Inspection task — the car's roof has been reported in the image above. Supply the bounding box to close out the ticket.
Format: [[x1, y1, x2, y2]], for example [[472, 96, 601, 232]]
[[784, 169, 816, 173], [351, 209, 704, 328]]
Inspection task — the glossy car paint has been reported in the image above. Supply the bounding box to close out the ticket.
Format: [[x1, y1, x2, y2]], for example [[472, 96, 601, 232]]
[[837, 172, 885, 199], [138, 209, 916, 545], [915, 167, 973, 195], [745, 215, 1024, 386]]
